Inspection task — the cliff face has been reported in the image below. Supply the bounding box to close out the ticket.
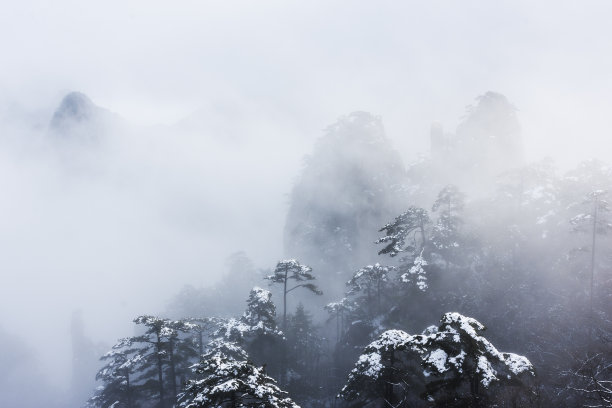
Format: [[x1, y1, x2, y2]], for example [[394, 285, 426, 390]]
[[284, 112, 407, 292], [429, 92, 524, 195]]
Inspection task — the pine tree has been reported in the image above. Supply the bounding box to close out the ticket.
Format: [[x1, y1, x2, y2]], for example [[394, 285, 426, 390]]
[[377, 206, 430, 258], [87, 337, 146, 408], [219, 287, 281, 342], [131, 316, 196, 408], [265, 260, 322, 331], [570, 190, 612, 318], [324, 298, 355, 343], [242, 287, 279, 335], [181, 317, 218, 358], [346, 263, 394, 318], [377, 207, 432, 293], [431, 185, 466, 269], [217, 287, 285, 380], [178, 341, 300, 408], [286, 304, 322, 376]]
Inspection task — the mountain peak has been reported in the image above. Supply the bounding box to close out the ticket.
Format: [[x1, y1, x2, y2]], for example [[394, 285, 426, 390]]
[[47, 92, 125, 146], [50, 92, 95, 129]]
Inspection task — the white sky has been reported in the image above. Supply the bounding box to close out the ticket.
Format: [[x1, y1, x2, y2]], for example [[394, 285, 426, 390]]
[[2, 1, 612, 163]]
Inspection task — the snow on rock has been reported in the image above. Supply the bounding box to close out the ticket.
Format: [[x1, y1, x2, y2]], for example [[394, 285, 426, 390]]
[[356, 351, 383, 378], [477, 355, 497, 387], [433, 312, 534, 386], [425, 349, 449, 373], [342, 312, 535, 401], [500, 352, 534, 375]]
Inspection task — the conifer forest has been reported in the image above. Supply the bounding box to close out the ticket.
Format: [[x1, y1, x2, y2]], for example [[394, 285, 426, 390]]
[[1, 2, 611, 408]]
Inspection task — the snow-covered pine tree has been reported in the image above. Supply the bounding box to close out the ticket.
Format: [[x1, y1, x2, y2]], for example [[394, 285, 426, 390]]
[[167, 320, 202, 405], [178, 341, 300, 408], [265, 259, 322, 331], [131, 316, 197, 408], [201, 339, 249, 361], [180, 317, 218, 357], [242, 287, 279, 335], [377, 206, 430, 258], [377, 207, 431, 292], [86, 337, 146, 408], [217, 287, 285, 378], [218, 287, 280, 341], [346, 263, 394, 318], [431, 185, 466, 269], [324, 298, 355, 344]]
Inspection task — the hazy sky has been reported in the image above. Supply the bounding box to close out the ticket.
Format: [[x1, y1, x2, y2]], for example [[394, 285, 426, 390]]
[[2, 0, 612, 162], [1, 0, 612, 397]]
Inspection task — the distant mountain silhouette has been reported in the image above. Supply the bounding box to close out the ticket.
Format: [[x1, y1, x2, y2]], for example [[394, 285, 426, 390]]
[[284, 111, 407, 292], [48, 92, 124, 145], [425, 91, 524, 196], [50, 92, 96, 128]]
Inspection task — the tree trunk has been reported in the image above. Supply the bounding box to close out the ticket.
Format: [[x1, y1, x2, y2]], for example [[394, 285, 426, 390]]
[[336, 310, 340, 343], [367, 284, 372, 317], [156, 333, 165, 408], [383, 351, 395, 407], [588, 198, 599, 344], [590, 199, 598, 318], [281, 268, 289, 386], [377, 279, 381, 315], [470, 374, 480, 408], [419, 223, 426, 249], [283, 269, 288, 331], [126, 371, 132, 408], [169, 338, 177, 406]]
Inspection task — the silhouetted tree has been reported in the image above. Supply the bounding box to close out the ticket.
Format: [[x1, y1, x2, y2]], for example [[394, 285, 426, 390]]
[[431, 185, 466, 269], [570, 190, 612, 316], [346, 263, 394, 318], [87, 337, 146, 408], [265, 260, 322, 331]]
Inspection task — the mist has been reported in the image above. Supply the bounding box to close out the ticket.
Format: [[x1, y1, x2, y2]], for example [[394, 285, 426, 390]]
[[1, 1, 612, 407]]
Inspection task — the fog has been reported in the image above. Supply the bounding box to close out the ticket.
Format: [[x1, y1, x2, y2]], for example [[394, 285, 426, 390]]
[[1, 1, 612, 407]]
